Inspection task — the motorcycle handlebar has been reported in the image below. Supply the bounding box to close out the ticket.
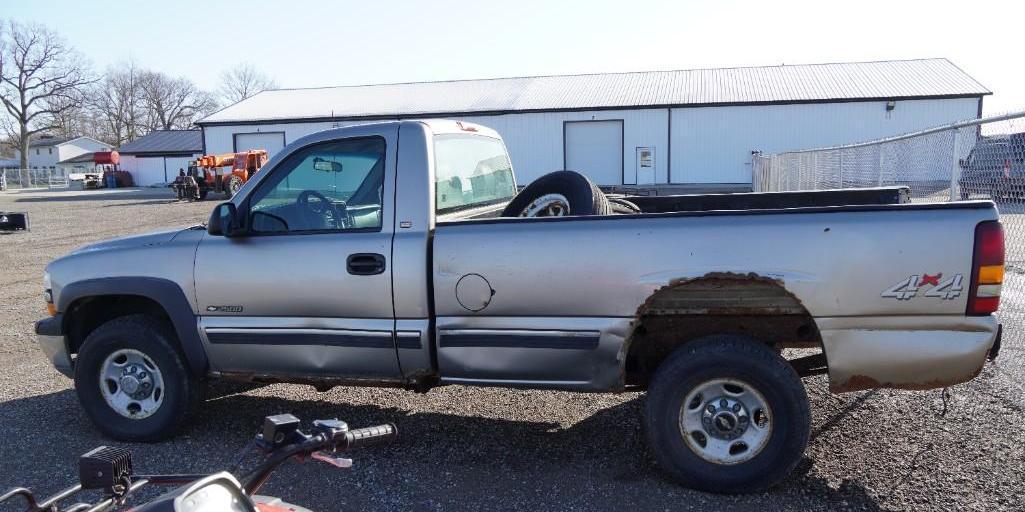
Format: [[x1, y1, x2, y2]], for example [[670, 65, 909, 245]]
[[340, 424, 396, 449]]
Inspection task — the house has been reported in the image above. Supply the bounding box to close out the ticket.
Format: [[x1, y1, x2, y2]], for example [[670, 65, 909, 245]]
[[117, 130, 204, 186], [197, 58, 989, 191], [15, 135, 112, 170]]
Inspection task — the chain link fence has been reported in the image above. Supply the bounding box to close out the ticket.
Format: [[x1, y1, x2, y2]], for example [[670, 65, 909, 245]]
[[753, 110, 1025, 407], [0, 168, 70, 190]]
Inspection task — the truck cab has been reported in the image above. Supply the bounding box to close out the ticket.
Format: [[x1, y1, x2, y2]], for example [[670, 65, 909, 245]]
[[198, 120, 512, 385]]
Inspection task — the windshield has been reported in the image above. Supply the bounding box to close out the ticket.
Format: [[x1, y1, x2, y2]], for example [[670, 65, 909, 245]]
[[434, 134, 516, 214]]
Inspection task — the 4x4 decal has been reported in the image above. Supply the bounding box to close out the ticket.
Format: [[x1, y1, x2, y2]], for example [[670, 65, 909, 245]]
[[882, 273, 963, 301]]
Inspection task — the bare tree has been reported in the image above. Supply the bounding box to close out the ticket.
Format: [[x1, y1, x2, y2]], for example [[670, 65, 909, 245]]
[[87, 62, 146, 145], [139, 70, 217, 131], [219, 63, 277, 104], [43, 93, 92, 140], [0, 20, 92, 169]]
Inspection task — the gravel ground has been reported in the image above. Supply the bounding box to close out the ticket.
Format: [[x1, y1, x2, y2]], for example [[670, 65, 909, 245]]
[[0, 188, 1023, 512]]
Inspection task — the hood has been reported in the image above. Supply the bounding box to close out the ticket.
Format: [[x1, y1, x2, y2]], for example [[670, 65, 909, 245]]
[[71, 227, 189, 255]]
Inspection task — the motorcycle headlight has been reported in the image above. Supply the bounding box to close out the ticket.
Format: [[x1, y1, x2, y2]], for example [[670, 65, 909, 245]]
[[133, 473, 255, 512], [175, 478, 253, 512]]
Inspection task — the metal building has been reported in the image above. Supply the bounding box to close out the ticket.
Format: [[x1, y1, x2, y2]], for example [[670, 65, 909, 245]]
[[196, 59, 989, 191], [118, 130, 204, 186]]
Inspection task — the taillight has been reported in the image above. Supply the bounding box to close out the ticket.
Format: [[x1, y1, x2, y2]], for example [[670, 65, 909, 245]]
[[967, 221, 1005, 315]]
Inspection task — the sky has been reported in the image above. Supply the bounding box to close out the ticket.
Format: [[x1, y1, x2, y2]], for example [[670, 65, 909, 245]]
[[3, 0, 1021, 115]]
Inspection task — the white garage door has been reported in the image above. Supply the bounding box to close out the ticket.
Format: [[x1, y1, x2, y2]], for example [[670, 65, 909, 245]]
[[164, 157, 193, 179], [234, 132, 286, 159], [564, 120, 624, 186], [135, 157, 168, 186]]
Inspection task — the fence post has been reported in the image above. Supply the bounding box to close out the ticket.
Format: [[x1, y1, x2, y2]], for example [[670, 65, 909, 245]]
[[877, 144, 884, 186], [949, 129, 962, 202], [838, 150, 844, 188]]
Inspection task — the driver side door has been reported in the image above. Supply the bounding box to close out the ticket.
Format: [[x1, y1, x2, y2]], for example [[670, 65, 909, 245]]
[[194, 133, 402, 381]]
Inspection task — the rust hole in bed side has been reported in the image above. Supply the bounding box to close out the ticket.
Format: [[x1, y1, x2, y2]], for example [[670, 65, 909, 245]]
[[623, 273, 822, 387]]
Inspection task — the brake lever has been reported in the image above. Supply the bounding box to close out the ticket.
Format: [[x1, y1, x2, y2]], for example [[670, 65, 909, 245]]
[[311, 451, 353, 469]]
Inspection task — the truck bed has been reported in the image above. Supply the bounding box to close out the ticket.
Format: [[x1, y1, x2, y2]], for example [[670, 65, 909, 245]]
[[620, 186, 911, 213]]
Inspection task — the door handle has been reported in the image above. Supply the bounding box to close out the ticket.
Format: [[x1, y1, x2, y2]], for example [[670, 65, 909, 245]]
[[347, 253, 386, 275]]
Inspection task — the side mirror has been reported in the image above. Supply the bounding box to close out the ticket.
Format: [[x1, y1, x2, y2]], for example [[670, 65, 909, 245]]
[[208, 202, 242, 237]]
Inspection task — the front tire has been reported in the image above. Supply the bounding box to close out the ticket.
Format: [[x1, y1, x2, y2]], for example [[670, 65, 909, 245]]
[[644, 335, 810, 493], [74, 314, 201, 441]]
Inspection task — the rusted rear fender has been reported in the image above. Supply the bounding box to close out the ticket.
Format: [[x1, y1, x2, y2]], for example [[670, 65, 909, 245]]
[[819, 315, 998, 393]]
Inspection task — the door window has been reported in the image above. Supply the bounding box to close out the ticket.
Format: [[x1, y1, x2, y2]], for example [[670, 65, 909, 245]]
[[247, 137, 386, 234]]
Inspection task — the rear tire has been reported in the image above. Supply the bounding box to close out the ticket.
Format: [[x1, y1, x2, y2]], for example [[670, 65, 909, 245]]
[[502, 170, 611, 217], [644, 335, 810, 493], [74, 314, 201, 441]]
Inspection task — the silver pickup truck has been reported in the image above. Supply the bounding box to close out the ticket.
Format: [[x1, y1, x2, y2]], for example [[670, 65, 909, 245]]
[[35, 120, 1005, 493]]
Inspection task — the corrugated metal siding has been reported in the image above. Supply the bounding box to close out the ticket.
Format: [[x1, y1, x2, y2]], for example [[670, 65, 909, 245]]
[[200, 59, 989, 124], [202, 99, 980, 186], [203, 111, 670, 186], [670, 97, 981, 183]]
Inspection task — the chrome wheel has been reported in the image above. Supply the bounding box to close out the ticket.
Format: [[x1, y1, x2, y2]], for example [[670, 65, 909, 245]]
[[679, 378, 772, 465], [98, 349, 165, 419], [519, 193, 570, 217]]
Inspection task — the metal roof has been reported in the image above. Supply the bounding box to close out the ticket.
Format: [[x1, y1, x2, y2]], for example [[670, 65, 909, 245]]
[[30, 136, 71, 147], [118, 130, 203, 155], [57, 152, 97, 164], [199, 59, 990, 125]]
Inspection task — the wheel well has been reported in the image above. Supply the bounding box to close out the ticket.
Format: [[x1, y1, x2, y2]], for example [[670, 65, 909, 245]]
[[624, 273, 823, 387], [64, 295, 173, 355]]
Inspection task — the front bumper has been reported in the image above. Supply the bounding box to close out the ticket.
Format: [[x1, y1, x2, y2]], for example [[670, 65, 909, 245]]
[[34, 315, 73, 378]]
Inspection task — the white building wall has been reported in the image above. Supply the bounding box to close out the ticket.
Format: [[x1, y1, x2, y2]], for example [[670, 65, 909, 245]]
[[202, 97, 979, 187], [15, 137, 112, 169], [203, 110, 670, 187], [669, 98, 980, 184], [15, 146, 60, 168], [121, 153, 204, 186], [57, 138, 112, 162], [448, 110, 669, 186], [203, 121, 337, 161]]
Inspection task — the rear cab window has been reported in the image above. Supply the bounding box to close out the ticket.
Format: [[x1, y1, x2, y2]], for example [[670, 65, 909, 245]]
[[434, 134, 516, 217]]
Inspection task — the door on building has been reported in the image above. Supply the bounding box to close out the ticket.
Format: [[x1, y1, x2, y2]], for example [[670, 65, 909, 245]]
[[135, 157, 167, 186], [564, 120, 624, 186], [234, 132, 286, 159], [633, 147, 656, 186], [194, 134, 402, 380], [164, 156, 193, 181]]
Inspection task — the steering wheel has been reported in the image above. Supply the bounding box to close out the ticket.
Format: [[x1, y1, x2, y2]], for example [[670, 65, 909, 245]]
[[296, 190, 350, 229]]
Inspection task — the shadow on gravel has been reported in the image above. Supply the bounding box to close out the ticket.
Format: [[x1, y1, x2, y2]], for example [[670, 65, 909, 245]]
[[810, 389, 880, 441], [0, 388, 886, 511], [9, 191, 172, 203], [97, 199, 185, 207]]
